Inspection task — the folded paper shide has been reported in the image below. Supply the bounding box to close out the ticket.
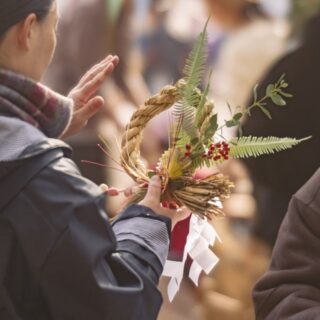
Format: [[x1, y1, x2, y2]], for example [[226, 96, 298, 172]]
[[100, 19, 309, 299]]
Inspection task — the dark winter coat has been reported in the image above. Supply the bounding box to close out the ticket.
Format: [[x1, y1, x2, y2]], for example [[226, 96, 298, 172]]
[[242, 15, 320, 246], [253, 168, 320, 319], [0, 138, 171, 320]]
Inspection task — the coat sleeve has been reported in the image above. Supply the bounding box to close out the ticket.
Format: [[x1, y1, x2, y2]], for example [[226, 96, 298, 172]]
[[40, 196, 170, 320], [253, 169, 320, 320], [24, 157, 171, 320], [6, 153, 171, 320]]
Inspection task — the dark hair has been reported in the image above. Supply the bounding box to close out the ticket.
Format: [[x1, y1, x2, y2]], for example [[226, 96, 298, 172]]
[[0, 0, 54, 39]]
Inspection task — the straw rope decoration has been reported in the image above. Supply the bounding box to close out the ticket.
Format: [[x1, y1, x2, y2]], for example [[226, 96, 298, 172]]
[[120, 83, 179, 182], [101, 19, 309, 220], [120, 79, 234, 219]]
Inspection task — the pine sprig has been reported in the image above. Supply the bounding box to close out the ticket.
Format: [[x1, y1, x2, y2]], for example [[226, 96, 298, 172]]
[[228, 136, 311, 159]]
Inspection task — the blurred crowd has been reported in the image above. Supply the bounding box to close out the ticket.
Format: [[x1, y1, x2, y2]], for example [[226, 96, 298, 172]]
[[44, 0, 320, 319]]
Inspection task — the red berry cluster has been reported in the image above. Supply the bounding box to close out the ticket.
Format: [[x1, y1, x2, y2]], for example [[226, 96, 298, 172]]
[[184, 141, 230, 162], [204, 141, 230, 161]]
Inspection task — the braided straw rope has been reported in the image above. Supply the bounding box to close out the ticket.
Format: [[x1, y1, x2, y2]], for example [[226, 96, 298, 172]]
[[120, 83, 179, 181], [120, 80, 233, 219]]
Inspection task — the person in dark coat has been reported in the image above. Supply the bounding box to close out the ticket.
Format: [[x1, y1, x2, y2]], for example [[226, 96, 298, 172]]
[[0, 1, 184, 319], [253, 167, 320, 319], [241, 13, 320, 247]]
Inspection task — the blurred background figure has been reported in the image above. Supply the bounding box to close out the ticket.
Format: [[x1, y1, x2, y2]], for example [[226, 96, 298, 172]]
[[242, 0, 320, 248], [138, 0, 206, 94], [43, 0, 320, 319], [204, 0, 289, 137]]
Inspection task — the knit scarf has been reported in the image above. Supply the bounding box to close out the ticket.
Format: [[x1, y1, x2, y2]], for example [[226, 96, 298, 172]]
[[0, 68, 73, 138]]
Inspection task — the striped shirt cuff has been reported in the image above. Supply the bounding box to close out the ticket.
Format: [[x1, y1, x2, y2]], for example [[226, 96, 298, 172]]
[[112, 215, 170, 267]]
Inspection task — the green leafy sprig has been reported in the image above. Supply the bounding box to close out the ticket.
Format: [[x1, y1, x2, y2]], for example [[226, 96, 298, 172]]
[[164, 17, 309, 176], [222, 74, 293, 133]]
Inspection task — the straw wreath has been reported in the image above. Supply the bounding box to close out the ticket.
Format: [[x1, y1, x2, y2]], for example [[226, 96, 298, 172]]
[[120, 80, 233, 219], [111, 19, 308, 219]]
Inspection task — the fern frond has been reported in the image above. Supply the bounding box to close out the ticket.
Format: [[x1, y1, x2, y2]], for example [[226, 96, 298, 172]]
[[229, 136, 311, 159], [173, 101, 197, 135], [173, 17, 210, 137], [182, 17, 209, 89]]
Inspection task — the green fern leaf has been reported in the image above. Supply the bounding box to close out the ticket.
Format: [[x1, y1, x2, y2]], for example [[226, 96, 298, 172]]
[[173, 101, 197, 135], [173, 17, 210, 136], [182, 17, 209, 88], [229, 136, 311, 159]]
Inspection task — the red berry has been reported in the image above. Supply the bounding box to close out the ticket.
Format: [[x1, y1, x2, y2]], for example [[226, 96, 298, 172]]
[[185, 151, 191, 157], [185, 144, 191, 150], [214, 155, 221, 161], [216, 143, 221, 148]]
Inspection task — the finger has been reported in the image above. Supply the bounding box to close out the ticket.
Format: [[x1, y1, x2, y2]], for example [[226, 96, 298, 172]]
[[124, 187, 133, 197], [80, 63, 114, 100], [86, 95, 105, 110], [99, 184, 120, 196], [74, 96, 104, 123], [77, 56, 113, 87], [78, 56, 119, 89], [111, 55, 120, 67], [100, 184, 109, 192], [77, 55, 114, 87], [143, 175, 162, 204], [107, 187, 120, 196]]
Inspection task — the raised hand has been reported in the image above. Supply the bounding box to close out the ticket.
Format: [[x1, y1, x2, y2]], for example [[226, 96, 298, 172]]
[[61, 55, 119, 138], [101, 176, 191, 229]]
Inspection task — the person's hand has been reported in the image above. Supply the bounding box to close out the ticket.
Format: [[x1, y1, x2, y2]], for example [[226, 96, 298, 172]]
[[100, 177, 191, 229], [139, 176, 191, 230], [61, 55, 119, 138]]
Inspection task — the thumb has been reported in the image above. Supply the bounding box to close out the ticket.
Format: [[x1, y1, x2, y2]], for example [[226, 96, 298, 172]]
[[83, 96, 104, 115], [142, 175, 162, 205]]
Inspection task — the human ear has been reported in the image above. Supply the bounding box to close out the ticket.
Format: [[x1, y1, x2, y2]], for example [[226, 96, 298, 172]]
[[17, 13, 38, 51]]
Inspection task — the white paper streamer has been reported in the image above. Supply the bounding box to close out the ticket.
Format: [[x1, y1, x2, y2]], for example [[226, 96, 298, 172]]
[[162, 214, 220, 302]]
